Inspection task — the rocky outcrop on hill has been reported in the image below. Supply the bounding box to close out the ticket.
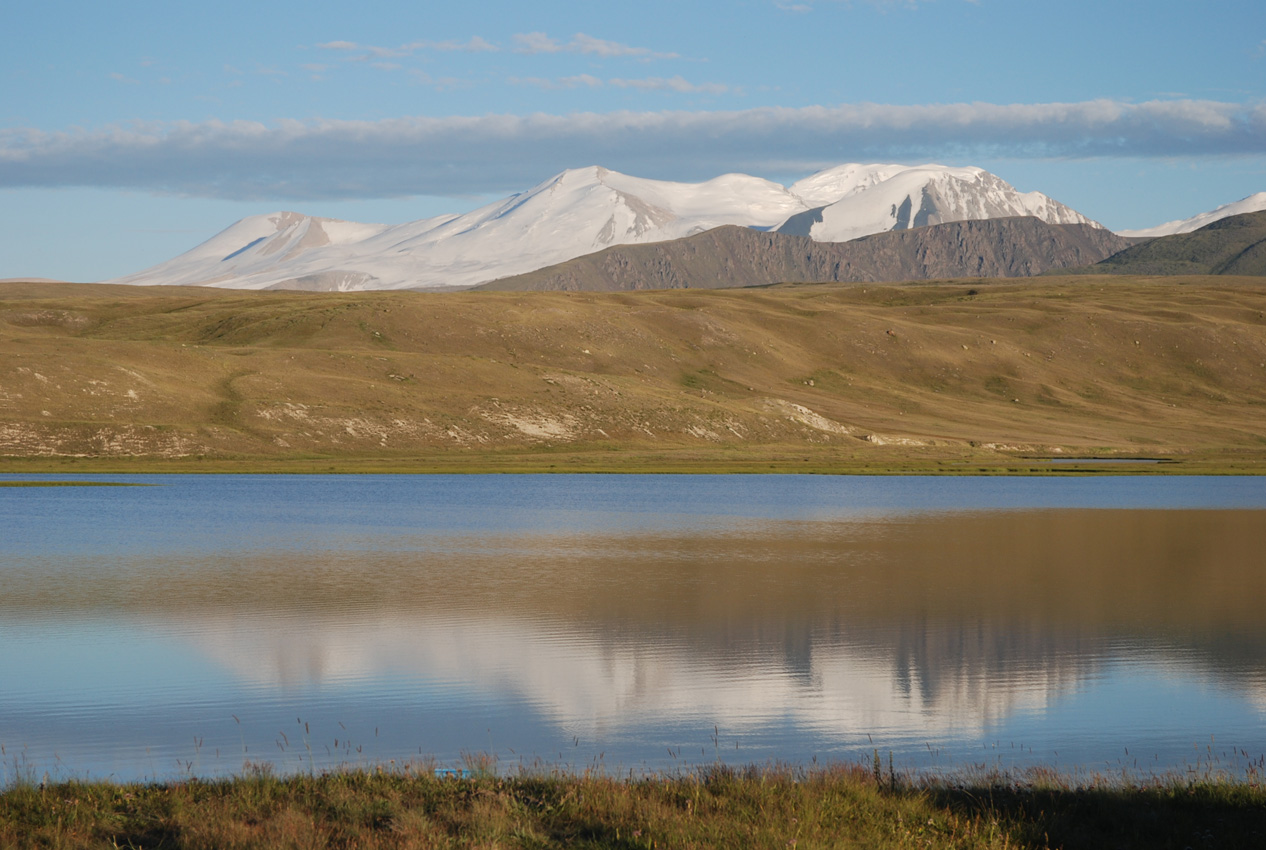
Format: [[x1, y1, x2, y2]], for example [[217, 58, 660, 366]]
[[477, 217, 1133, 291]]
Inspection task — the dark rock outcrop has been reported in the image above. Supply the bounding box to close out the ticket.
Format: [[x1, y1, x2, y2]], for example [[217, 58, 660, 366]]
[[476, 217, 1133, 292]]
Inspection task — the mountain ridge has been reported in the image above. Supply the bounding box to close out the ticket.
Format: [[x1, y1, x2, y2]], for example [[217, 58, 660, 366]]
[[1118, 193, 1266, 238], [476, 217, 1133, 292], [1061, 210, 1266, 277]]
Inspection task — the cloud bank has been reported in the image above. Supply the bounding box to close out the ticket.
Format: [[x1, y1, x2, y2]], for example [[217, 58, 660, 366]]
[[1, 100, 1262, 201]]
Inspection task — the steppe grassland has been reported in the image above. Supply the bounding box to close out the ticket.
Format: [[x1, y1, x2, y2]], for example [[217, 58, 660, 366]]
[[1, 276, 1264, 472]]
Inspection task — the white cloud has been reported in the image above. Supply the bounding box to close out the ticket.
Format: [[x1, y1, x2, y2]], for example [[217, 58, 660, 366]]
[[512, 74, 723, 93], [608, 76, 731, 95], [568, 33, 679, 60], [512, 32, 677, 59], [511, 74, 605, 91], [318, 37, 501, 60], [417, 36, 499, 53], [2, 100, 1261, 201], [511, 32, 562, 54], [563, 74, 605, 89]]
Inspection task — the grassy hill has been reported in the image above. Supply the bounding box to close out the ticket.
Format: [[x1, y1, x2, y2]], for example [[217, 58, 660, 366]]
[[2, 277, 1265, 473], [1062, 210, 1266, 276]]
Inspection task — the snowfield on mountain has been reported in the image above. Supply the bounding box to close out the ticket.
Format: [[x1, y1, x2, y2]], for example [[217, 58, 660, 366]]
[[108, 163, 1103, 292], [1117, 192, 1266, 238]]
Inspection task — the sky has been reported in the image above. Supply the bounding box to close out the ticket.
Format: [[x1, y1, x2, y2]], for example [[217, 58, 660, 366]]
[[3, 0, 1264, 281]]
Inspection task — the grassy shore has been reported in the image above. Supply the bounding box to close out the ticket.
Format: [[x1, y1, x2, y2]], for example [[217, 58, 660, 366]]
[[2, 764, 1263, 849], [5, 448, 1263, 476]]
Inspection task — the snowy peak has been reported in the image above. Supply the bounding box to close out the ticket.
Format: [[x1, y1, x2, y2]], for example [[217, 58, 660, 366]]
[[1118, 192, 1266, 238], [108, 163, 1099, 291], [788, 163, 913, 207], [111, 211, 391, 288], [778, 164, 1099, 243]]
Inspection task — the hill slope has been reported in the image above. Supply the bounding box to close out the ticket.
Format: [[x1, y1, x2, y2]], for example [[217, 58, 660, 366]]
[[478, 218, 1132, 292], [3, 278, 1265, 470], [1066, 210, 1266, 276]]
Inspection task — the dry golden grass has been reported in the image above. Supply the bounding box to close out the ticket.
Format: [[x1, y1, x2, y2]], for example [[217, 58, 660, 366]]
[[2, 276, 1264, 472], [3, 764, 1264, 849]]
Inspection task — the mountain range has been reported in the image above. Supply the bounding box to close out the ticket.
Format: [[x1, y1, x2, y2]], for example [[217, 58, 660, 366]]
[[105, 162, 1264, 292], [109, 163, 1100, 291]]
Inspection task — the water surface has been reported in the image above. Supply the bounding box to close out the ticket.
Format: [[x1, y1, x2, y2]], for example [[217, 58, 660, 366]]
[[2, 474, 1264, 783]]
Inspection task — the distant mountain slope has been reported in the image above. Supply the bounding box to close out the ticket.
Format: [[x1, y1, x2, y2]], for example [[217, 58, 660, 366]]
[[1118, 193, 1266, 238], [778, 164, 1097, 243], [106, 167, 809, 291], [106, 163, 1098, 292], [1066, 210, 1266, 276], [477, 217, 1132, 292]]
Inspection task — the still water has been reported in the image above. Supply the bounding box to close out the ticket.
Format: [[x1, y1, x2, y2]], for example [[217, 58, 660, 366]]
[[2, 474, 1265, 783]]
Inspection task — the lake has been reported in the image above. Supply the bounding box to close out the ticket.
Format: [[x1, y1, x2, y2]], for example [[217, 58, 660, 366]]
[[2, 473, 1264, 784]]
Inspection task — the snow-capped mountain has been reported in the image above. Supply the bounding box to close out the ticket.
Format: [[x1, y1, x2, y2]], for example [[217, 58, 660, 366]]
[[778, 164, 1098, 243], [110, 167, 805, 291], [1117, 192, 1266, 238], [109, 163, 1097, 291]]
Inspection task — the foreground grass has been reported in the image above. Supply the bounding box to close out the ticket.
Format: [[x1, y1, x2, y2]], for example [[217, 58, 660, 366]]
[[3, 765, 1264, 849]]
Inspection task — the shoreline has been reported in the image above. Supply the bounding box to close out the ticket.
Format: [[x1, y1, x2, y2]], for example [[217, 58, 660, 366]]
[[4, 762, 1264, 848], [4, 448, 1265, 476]]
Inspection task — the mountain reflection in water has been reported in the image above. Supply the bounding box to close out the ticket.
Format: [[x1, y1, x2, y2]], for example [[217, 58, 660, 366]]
[[2, 476, 1265, 780]]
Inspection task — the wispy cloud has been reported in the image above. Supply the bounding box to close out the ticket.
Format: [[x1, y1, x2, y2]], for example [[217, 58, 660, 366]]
[[405, 71, 472, 91], [2, 100, 1261, 200], [510, 74, 605, 91], [315, 33, 676, 71], [511, 74, 728, 94], [608, 76, 731, 94], [427, 36, 498, 53], [317, 37, 499, 60], [512, 32, 678, 59]]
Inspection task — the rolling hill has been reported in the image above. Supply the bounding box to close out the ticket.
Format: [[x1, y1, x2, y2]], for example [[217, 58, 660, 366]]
[[2, 277, 1265, 472]]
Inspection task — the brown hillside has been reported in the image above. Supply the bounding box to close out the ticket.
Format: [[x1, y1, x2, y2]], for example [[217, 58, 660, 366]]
[[1, 277, 1265, 471]]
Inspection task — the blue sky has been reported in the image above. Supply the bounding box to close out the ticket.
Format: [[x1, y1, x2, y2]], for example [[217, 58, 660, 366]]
[[3, 0, 1264, 281]]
